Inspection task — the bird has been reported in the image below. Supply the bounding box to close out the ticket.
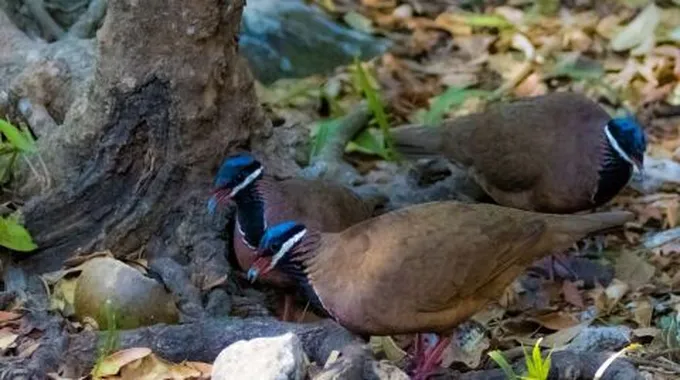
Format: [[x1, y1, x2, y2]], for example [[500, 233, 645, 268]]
[[391, 92, 647, 214], [247, 201, 633, 379], [208, 152, 378, 320]]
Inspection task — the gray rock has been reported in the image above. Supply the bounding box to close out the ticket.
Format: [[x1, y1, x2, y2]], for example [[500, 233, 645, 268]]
[[568, 326, 633, 352], [240, 0, 390, 84], [212, 332, 308, 380]]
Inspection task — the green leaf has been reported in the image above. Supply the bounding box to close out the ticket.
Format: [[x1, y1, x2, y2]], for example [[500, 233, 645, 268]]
[[425, 87, 491, 125], [353, 59, 395, 160], [548, 55, 604, 81], [461, 13, 512, 28], [611, 3, 660, 53], [0, 119, 36, 153], [310, 118, 341, 159], [346, 128, 388, 159], [488, 350, 518, 380], [0, 215, 37, 252]]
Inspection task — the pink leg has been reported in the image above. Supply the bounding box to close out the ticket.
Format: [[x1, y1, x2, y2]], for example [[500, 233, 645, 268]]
[[411, 334, 451, 380]]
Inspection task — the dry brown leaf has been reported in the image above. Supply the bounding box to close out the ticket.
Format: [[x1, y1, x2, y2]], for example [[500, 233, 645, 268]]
[[614, 251, 656, 290], [529, 311, 580, 331], [94, 347, 153, 377], [514, 72, 547, 97], [50, 276, 78, 316], [0, 311, 21, 323], [562, 281, 585, 308], [540, 321, 592, 348], [631, 298, 653, 328], [434, 13, 472, 36]]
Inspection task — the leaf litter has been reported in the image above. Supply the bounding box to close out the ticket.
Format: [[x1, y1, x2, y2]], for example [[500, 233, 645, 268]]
[[3, 0, 679, 377]]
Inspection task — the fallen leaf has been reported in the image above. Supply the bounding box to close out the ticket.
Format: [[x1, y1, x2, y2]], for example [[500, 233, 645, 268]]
[[562, 281, 585, 308], [344, 11, 375, 34], [50, 276, 78, 316], [529, 311, 580, 331], [611, 3, 660, 54], [93, 347, 152, 377], [0, 311, 21, 323], [370, 336, 406, 361], [540, 321, 592, 348], [631, 298, 653, 328], [614, 250, 656, 289], [605, 279, 630, 313], [0, 329, 18, 350]]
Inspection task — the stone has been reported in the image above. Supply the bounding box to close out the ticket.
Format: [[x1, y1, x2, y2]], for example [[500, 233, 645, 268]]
[[74, 257, 179, 329], [568, 326, 633, 352], [212, 332, 307, 380]]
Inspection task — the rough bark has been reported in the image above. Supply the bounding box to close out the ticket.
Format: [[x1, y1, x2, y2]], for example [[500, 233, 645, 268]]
[[11, 0, 291, 291]]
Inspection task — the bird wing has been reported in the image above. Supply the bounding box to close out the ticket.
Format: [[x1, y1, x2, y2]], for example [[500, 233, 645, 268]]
[[316, 202, 548, 318], [448, 93, 610, 194], [263, 178, 373, 232]]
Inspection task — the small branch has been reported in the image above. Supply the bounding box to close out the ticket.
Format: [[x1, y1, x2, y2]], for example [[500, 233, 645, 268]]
[[301, 102, 372, 184], [311, 101, 371, 166]]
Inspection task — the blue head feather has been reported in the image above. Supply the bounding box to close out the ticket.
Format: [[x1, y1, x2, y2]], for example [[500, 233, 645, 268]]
[[208, 152, 262, 214], [214, 152, 257, 187], [258, 221, 302, 255], [608, 116, 647, 169]]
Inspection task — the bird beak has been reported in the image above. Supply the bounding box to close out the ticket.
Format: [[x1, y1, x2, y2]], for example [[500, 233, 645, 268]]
[[247, 256, 272, 283], [632, 157, 644, 177]]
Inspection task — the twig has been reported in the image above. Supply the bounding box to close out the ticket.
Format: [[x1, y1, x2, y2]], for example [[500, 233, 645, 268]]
[[628, 356, 680, 374], [311, 101, 371, 166]]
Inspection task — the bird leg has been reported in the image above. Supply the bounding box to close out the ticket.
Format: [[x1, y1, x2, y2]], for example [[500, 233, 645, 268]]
[[411, 333, 451, 380], [280, 293, 295, 322]]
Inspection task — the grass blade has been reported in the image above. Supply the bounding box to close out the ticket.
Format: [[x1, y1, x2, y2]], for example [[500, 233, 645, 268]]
[[488, 350, 518, 380], [0, 119, 36, 153], [353, 59, 395, 160]]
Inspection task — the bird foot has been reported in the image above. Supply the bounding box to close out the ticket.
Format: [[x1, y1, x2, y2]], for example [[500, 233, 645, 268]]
[[410, 334, 451, 380]]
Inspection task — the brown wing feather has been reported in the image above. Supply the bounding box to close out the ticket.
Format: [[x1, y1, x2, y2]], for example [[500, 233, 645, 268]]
[[397, 93, 612, 212], [265, 178, 374, 231], [310, 201, 630, 335]]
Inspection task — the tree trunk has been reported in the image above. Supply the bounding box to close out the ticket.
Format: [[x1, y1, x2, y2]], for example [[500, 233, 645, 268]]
[[11, 0, 288, 290]]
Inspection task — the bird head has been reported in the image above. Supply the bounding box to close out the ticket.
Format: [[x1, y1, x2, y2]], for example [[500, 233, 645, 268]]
[[607, 116, 647, 173], [247, 221, 307, 283], [208, 152, 263, 214]]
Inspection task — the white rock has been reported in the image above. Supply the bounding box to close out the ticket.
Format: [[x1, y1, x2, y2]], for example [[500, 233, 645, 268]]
[[212, 332, 307, 380]]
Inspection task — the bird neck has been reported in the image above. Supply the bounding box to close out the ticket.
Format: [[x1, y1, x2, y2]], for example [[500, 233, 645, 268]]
[[594, 124, 634, 205], [278, 231, 330, 315], [233, 177, 275, 249]]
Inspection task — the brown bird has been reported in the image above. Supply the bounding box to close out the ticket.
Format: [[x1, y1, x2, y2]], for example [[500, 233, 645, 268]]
[[208, 152, 377, 320], [247, 202, 632, 379], [392, 92, 647, 213]]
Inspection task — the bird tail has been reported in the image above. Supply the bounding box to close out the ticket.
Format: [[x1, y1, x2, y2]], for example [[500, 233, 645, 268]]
[[553, 211, 634, 239], [391, 124, 443, 159]]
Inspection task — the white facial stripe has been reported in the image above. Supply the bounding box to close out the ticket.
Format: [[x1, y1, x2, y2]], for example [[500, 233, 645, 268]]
[[229, 166, 263, 197], [604, 124, 635, 166], [269, 228, 307, 269]]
